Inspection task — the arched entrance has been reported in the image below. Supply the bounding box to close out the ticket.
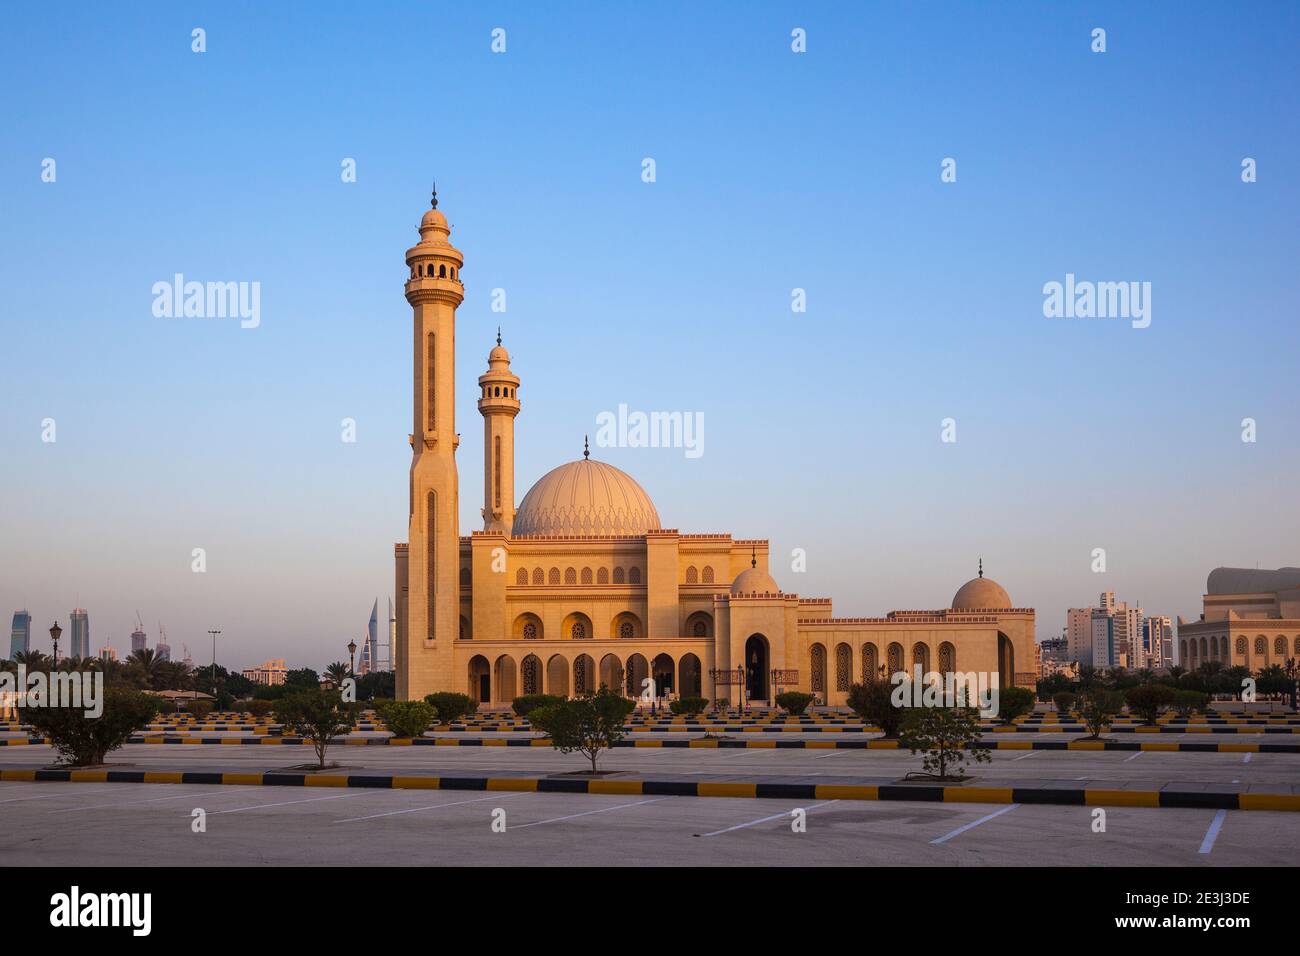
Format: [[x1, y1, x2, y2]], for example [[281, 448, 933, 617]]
[[997, 633, 1014, 689], [679, 653, 702, 698], [598, 653, 622, 693], [652, 653, 675, 697], [573, 654, 595, 696], [745, 634, 769, 702], [546, 654, 569, 697], [521, 654, 542, 695], [494, 655, 517, 702], [625, 653, 649, 698], [468, 655, 490, 704]]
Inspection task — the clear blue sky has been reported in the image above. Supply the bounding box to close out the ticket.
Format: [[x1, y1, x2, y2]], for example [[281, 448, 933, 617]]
[[2, 2, 1297, 670]]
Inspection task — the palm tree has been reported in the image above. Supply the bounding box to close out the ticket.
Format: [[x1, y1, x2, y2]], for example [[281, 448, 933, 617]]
[[13, 650, 50, 672], [126, 647, 161, 688], [324, 661, 350, 688]]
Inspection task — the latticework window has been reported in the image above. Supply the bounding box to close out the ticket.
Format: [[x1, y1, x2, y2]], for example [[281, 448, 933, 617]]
[[523, 622, 538, 640], [619, 621, 634, 639], [835, 644, 851, 691], [810, 644, 826, 693], [571, 621, 587, 639]]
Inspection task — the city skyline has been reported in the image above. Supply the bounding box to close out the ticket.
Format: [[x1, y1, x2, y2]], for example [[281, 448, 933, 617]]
[[3, 3, 1298, 666]]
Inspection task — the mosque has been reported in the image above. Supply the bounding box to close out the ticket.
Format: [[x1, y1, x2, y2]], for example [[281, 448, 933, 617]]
[[394, 191, 1036, 706]]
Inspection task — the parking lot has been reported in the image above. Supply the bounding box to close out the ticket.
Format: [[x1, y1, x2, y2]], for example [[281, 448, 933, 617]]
[[1, 737, 1296, 866]]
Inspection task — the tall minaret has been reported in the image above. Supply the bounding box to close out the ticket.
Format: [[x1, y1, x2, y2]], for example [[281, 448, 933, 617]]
[[478, 329, 520, 534], [398, 185, 463, 700]]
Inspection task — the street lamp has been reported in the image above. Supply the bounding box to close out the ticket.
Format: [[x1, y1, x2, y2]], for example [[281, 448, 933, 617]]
[[207, 629, 221, 697], [49, 621, 62, 667], [348, 638, 358, 678]]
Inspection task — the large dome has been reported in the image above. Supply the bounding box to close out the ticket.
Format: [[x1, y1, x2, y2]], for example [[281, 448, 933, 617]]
[[951, 575, 1012, 610], [512, 458, 660, 537]]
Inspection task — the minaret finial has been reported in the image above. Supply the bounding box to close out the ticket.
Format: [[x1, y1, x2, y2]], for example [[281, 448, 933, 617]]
[[583, 435, 589, 460], [496, 326, 502, 346], [978, 557, 983, 578], [751, 545, 757, 569], [430, 180, 438, 209]]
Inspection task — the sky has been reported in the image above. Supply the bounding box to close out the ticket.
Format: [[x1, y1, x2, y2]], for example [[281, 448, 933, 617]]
[[2, 2, 1297, 670]]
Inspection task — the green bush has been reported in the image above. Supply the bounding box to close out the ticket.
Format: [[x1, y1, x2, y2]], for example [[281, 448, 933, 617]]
[[899, 707, 990, 781], [846, 678, 908, 738], [511, 693, 565, 718], [1051, 691, 1076, 714], [1124, 683, 1175, 724], [1078, 686, 1125, 738], [775, 691, 816, 715], [528, 687, 635, 772], [669, 696, 708, 715], [184, 699, 214, 720], [423, 692, 476, 723], [383, 700, 436, 738], [246, 699, 273, 718], [1173, 689, 1209, 717], [996, 686, 1036, 724], [25, 687, 160, 767]]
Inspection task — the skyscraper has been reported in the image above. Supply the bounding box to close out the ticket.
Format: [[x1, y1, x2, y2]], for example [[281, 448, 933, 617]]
[[9, 610, 32, 658], [131, 624, 147, 654], [69, 609, 90, 660]]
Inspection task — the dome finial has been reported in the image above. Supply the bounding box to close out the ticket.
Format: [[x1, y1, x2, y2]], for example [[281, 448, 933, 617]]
[[430, 180, 438, 209], [751, 545, 757, 569], [583, 435, 589, 460], [496, 326, 502, 346], [978, 557, 983, 578]]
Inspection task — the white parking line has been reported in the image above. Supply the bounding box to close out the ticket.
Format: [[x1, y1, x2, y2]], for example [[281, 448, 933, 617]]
[[1012, 751, 1039, 761], [1242, 753, 1252, 764], [0, 786, 123, 805], [701, 800, 838, 837], [336, 791, 530, 823], [209, 792, 368, 815], [1199, 809, 1227, 854], [930, 804, 1020, 845], [1124, 751, 1144, 763], [813, 750, 847, 759], [511, 797, 670, 830], [48, 786, 260, 813]]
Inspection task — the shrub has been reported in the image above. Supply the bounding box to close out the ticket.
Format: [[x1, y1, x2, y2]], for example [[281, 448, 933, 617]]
[[528, 687, 636, 772], [25, 687, 160, 767], [185, 699, 214, 720], [246, 699, 273, 718], [1051, 691, 1076, 714], [383, 700, 436, 738], [1078, 686, 1125, 739], [273, 690, 356, 769], [669, 696, 708, 716], [1125, 683, 1175, 725], [775, 691, 816, 715], [1173, 689, 1209, 717], [511, 693, 565, 718], [899, 707, 990, 781], [423, 692, 476, 723], [846, 678, 908, 738], [996, 686, 1036, 724]]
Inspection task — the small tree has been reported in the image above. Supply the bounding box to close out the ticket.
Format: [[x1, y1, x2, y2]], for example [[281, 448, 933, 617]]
[[775, 691, 816, 716], [1125, 682, 1175, 725], [274, 690, 355, 769], [528, 686, 635, 772], [996, 686, 1035, 724], [511, 693, 565, 718], [383, 700, 436, 738], [26, 687, 160, 767], [1173, 689, 1209, 718], [1078, 686, 1124, 739], [899, 707, 989, 781], [423, 692, 476, 724], [846, 671, 908, 738], [1051, 691, 1076, 715], [669, 696, 708, 716]]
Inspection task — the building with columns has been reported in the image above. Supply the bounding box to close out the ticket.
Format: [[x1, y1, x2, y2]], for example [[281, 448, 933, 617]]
[[1177, 567, 1300, 671], [394, 191, 1036, 706]]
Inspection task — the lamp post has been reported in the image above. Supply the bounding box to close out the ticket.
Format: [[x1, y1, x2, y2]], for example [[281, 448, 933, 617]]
[[348, 639, 357, 679], [49, 621, 62, 667], [207, 629, 221, 698]]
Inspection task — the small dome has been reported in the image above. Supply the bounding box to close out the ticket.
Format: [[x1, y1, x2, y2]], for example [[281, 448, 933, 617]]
[[512, 458, 659, 537], [731, 566, 780, 596], [951, 576, 1011, 610], [488, 344, 510, 365]]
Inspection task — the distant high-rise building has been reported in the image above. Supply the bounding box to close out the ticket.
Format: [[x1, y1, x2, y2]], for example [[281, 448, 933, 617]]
[[242, 659, 288, 686], [362, 599, 379, 675], [69, 609, 90, 660], [99, 644, 117, 662], [156, 641, 171, 662], [1144, 615, 1173, 669], [1068, 592, 1164, 670], [9, 610, 32, 659], [131, 625, 147, 654]]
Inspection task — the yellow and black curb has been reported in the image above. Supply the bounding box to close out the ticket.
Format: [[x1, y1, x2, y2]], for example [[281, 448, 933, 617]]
[[0, 767, 1296, 811]]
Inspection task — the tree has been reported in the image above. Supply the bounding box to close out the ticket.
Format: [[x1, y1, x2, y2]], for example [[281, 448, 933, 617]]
[[997, 686, 1035, 724], [1124, 682, 1175, 725], [125, 648, 161, 689], [528, 686, 635, 772], [25, 687, 160, 767], [424, 692, 476, 724], [273, 690, 355, 769], [324, 661, 351, 688], [846, 667, 909, 738], [1172, 689, 1209, 717], [1051, 691, 1076, 715], [899, 707, 989, 781], [283, 668, 321, 692], [383, 700, 436, 738], [511, 694, 565, 718], [1078, 686, 1124, 739]]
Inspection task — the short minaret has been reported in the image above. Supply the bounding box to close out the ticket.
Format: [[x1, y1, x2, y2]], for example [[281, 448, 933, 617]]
[[477, 329, 520, 533]]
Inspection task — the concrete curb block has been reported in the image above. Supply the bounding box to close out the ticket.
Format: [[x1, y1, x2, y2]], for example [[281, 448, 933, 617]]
[[1, 767, 1296, 811]]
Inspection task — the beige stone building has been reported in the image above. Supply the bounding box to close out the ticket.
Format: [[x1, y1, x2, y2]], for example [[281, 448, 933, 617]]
[[393, 192, 1036, 705], [1177, 568, 1300, 670]]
